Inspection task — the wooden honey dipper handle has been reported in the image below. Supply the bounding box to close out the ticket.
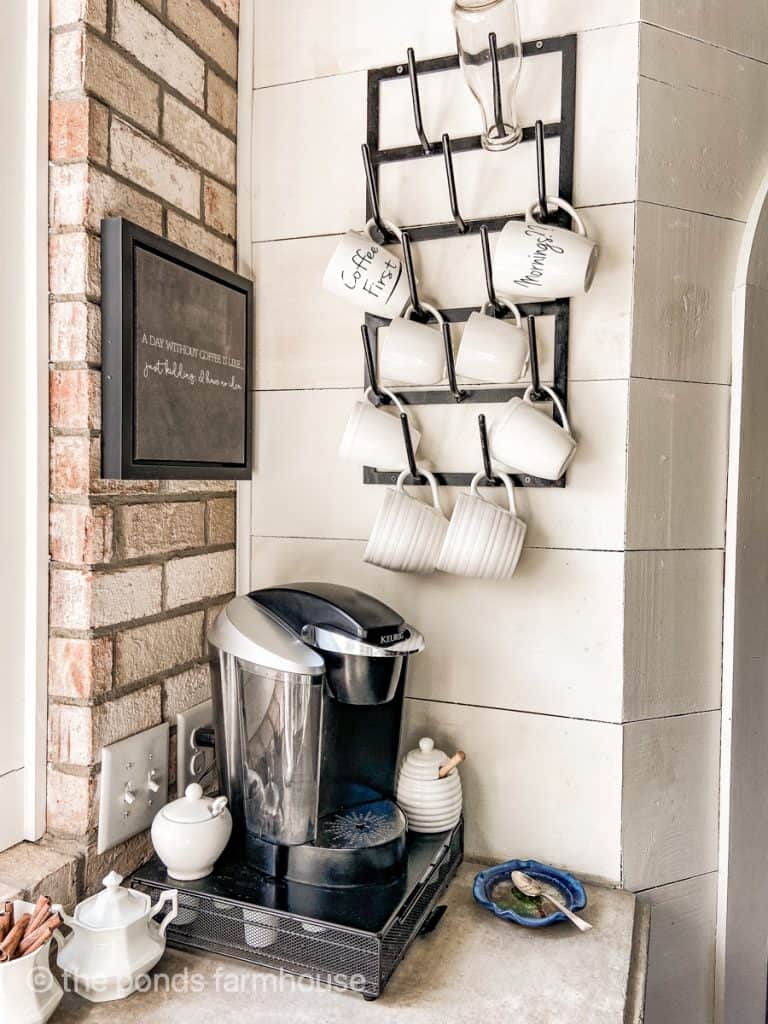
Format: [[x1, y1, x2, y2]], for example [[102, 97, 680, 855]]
[[438, 751, 466, 778]]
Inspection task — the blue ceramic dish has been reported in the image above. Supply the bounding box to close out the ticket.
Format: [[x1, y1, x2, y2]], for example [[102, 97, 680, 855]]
[[473, 859, 587, 928]]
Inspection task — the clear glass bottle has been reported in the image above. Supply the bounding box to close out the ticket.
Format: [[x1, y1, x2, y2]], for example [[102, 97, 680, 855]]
[[452, 0, 523, 152]]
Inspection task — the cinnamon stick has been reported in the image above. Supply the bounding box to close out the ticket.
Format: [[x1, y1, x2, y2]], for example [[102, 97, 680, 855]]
[[0, 914, 31, 962], [0, 910, 10, 943], [4, 901, 14, 929], [24, 896, 50, 936], [19, 914, 61, 956]]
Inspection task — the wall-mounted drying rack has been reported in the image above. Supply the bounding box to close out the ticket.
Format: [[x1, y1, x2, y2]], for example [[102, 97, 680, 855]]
[[361, 34, 577, 490]]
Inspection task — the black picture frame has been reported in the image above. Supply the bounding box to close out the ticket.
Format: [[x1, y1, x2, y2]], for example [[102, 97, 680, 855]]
[[101, 217, 253, 480]]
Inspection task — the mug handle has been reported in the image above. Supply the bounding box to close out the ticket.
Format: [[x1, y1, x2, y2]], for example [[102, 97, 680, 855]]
[[365, 217, 403, 243], [481, 300, 522, 329], [396, 468, 444, 517], [364, 385, 407, 415], [470, 471, 519, 517], [402, 300, 445, 326], [526, 197, 587, 237], [523, 383, 573, 437]]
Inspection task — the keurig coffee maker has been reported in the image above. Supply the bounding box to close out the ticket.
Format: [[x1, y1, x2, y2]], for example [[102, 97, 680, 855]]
[[131, 583, 463, 999]]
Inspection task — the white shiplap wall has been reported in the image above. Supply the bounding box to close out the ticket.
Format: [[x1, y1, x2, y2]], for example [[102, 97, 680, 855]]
[[245, 4, 765, 1019], [628, 11, 768, 1023], [249, 8, 640, 884]]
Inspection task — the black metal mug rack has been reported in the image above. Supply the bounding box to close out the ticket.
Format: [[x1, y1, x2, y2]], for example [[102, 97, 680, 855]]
[[361, 33, 577, 489]]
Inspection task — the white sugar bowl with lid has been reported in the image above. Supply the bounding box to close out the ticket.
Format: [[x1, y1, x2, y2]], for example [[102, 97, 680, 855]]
[[396, 737, 464, 834], [151, 783, 232, 881], [57, 871, 178, 1002]]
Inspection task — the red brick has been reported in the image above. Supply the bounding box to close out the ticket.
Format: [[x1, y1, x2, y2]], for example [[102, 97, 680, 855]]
[[51, 435, 91, 496], [50, 301, 101, 364], [49, 637, 113, 699], [49, 232, 100, 299], [47, 769, 99, 836], [50, 99, 109, 165], [203, 178, 236, 238], [50, 368, 101, 430], [50, 503, 113, 564], [115, 501, 205, 559]]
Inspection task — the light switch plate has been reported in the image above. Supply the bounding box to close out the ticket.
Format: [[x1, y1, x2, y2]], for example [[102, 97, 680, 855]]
[[176, 700, 215, 796], [97, 722, 169, 854]]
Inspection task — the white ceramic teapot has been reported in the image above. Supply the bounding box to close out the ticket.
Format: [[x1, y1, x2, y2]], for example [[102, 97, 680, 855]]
[[396, 737, 464, 834], [151, 783, 232, 880], [57, 871, 178, 1002]]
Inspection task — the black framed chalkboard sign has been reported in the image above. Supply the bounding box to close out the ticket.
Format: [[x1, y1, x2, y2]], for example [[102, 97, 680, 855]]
[[101, 217, 253, 480]]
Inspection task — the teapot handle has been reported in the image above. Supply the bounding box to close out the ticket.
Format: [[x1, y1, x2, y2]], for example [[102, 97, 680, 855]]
[[150, 889, 179, 938]]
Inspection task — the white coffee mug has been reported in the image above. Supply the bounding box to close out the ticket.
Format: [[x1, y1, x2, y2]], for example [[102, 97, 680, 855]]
[[322, 219, 411, 317], [437, 472, 527, 579], [364, 469, 448, 574], [455, 302, 528, 384], [489, 384, 576, 481], [493, 197, 598, 300], [338, 387, 421, 469], [379, 302, 446, 386]]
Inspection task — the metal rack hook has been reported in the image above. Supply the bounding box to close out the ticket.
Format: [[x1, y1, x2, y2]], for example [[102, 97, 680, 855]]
[[534, 120, 549, 224], [400, 231, 427, 320], [407, 48, 432, 155], [527, 316, 543, 401], [441, 322, 467, 402], [480, 225, 503, 315], [400, 412, 424, 482], [477, 414, 498, 486], [442, 134, 468, 234], [488, 32, 506, 141], [361, 323, 385, 404], [361, 143, 387, 241]]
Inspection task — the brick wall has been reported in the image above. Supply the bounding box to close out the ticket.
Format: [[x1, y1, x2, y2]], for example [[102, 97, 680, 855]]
[[46, 0, 239, 890]]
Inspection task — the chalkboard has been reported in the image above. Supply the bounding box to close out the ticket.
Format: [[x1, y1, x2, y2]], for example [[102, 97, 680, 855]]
[[101, 219, 253, 479]]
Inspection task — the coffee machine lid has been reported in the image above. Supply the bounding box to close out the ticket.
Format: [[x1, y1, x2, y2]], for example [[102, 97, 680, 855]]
[[208, 595, 325, 676], [248, 583, 424, 657]]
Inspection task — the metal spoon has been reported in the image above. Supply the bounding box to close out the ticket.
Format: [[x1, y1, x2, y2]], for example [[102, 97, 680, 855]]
[[511, 870, 593, 932]]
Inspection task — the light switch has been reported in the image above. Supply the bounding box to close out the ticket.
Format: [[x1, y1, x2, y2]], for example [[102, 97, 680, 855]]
[[97, 723, 169, 854]]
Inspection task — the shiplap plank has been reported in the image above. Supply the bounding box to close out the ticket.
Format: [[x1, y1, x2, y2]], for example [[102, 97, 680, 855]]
[[638, 24, 768, 220], [623, 549, 723, 721], [622, 711, 721, 890], [625, 379, 729, 550], [641, 0, 768, 64], [642, 873, 717, 1024], [251, 381, 629, 551], [253, 1, 641, 90], [251, 72, 367, 241], [0, 771, 24, 852], [250, 202, 633, 390], [632, 203, 740, 384], [250, 536, 625, 722], [401, 699, 622, 880]]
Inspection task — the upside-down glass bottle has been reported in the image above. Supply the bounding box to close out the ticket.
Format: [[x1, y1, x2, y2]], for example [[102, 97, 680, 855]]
[[452, 0, 523, 152]]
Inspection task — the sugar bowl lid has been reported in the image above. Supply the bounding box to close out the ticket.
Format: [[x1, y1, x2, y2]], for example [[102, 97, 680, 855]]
[[401, 737, 454, 781], [76, 871, 149, 929], [159, 784, 229, 824]]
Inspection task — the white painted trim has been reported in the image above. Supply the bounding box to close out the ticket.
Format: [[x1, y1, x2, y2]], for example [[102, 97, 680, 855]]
[[22, 0, 49, 842], [235, 0, 255, 596], [716, 171, 768, 1024]]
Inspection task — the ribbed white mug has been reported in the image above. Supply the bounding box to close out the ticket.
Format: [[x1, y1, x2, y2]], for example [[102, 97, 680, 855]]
[[494, 197, 598, 300], [364, 469, 448, 574], [455, 301, 528, 384], [379, 302, 446, 386], [489, 384, 576, 482], [338, 387, 421, 469], [437, 472, 527, 579], [322, 218, 410, 317]]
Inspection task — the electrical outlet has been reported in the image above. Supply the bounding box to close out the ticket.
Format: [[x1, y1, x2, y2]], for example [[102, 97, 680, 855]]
[[97, 723, 169, 854], [176, 700, 215, 795]]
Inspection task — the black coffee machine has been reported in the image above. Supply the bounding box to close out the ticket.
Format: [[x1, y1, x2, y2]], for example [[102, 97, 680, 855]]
[[132, 583, 463, 999]]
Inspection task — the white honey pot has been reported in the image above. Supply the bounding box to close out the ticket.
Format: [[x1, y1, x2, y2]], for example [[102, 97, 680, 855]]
[[396, 737, 464, 833]]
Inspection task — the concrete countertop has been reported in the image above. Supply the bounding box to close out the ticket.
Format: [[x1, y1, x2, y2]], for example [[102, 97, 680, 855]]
[[56, 863, 649, 1024]]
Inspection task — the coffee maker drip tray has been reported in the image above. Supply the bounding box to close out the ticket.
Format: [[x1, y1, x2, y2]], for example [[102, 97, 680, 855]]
[[318, 799, 406, 850]]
